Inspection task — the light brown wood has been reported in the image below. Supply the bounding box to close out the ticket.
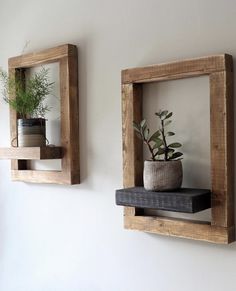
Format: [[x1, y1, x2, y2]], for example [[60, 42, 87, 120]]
[[9, 68, 28, 171], [210, 69, 234, 227], [124, 215, 235, 244], [0, 147, 62, 160], [8, 44, 76, 69], [60, 52, 80, 184], [11, 170, 69, 184], [7, 44, 80, 185], [122, 83, 143, 188], [121, 54, 235, 244], [122, 83, 143, 221], [122, 54, 233, 84]]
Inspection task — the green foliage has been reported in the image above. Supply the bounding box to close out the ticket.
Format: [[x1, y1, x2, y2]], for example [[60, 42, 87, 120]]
[[133, 110, 183, 161], [0, 67, 54, 119]]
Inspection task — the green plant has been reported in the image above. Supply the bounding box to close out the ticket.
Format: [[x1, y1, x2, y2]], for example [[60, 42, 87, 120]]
[[133, 110, 183, 161], [0, 67, 54, 119]]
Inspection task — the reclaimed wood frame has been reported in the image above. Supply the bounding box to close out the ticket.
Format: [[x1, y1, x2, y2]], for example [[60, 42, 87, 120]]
[[7, 44, 80, 184], [121, 54, 235, 244]]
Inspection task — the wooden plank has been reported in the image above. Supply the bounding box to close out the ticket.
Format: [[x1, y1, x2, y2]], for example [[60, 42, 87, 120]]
[[11, 170, 70, 184], [60, 49, 80, 185], [8, 44, 77, 68], [9, 68, 28, 171], [210, 68, 234, 227], [0, 147, 62, 160], [122, 54, 233, 84], [116, 187, 211, 213], [124, 215, 235, 244], [122, 83, 143, 188], [68, 48, 80, 184], [122, 83, 143, 219]]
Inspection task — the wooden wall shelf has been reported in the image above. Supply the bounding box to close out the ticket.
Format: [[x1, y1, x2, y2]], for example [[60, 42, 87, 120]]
[[0, 147, 62, 160], [120, 54, 235, 244], [2, 44, 80, 185], [116, 187, 211, 213]]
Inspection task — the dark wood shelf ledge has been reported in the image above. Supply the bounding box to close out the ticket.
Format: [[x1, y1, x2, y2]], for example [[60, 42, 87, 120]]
[[116, 187, 211, 213], [0, 146, 63, 160]]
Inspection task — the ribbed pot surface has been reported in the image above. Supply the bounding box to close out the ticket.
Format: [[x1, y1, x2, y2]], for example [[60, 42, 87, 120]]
[[143, 160, 183, 191]]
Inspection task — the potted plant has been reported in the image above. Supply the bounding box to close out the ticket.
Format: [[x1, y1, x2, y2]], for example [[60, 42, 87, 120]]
[[0, 67, 54, 147], [133, 110, 183, 191]]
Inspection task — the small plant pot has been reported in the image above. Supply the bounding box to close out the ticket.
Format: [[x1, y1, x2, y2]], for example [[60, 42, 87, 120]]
[[143, 160, 183, 192], [17, 118, 46, 147]]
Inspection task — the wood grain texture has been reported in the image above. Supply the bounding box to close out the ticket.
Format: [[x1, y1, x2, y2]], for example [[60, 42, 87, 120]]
[[121, 54, 235, 244], [122, 83, 143, 218], [122, 83, 143, 188], [60, 50, 80, 184], [9, 68, 28, 171], [0, 147, 62, 160], [124, 215, 235, 244], [116, 187, 211, 213], [11, 170, 70, 184], [210, 68, 234, 228], [7, 44, 80, 184], [122, 54, 233, 84], [8, 44, 76, 68]]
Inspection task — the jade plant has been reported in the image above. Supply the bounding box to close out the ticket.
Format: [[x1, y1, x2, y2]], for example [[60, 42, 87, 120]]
[[0, 67, 54, 119], [133, 110, 183, 161]]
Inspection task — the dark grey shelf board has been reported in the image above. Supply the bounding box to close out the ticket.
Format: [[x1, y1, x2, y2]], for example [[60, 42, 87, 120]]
[[116, 187, 211, 213]]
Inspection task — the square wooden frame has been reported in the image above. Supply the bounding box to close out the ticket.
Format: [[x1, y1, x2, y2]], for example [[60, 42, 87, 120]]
[[8, 44, 80, 185], [121, 54, 235, 244]]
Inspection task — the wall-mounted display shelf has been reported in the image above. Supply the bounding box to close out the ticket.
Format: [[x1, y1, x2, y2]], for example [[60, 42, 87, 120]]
[[116, 187, 211, 213], [0, 44, 80, 185], [119, 54, 234, 244]]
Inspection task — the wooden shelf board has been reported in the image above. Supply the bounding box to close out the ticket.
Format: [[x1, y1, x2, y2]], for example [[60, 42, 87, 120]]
[[124, 214, 235, 244], [0, 147, 63, 160], [116, 187, 211, 213], [11, 170, 70, 184]]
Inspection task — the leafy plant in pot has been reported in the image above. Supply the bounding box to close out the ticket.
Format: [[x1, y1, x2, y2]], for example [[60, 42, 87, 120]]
[[0, 67, 54, 147], [133, 110, 183, 191]]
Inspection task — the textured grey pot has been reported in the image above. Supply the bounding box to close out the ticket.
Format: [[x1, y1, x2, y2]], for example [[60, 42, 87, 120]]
[[17, 118, 46, 147], [143, 160, 183, 191]]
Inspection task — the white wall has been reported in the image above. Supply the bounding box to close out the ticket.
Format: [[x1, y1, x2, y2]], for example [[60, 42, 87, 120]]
[[0, 0, 236, 290]]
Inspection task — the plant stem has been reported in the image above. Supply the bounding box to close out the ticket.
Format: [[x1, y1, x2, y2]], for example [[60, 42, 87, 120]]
[[161, 119, 168, 161]]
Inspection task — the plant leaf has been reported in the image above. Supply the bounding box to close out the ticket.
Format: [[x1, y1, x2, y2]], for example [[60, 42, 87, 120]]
[[165, 112, 173, 119], [164, 120, 172, 126], [160, 110, 168, 119], [149, 130, 161, 142], [168, 142, 182, 148], [166, 131, 175, 136], [156, 148, 165, 155], [144, 128, 149, 140], [140, 119, 147, 128], [169, 152, 183, 159], [152, 138, 163, 149]]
